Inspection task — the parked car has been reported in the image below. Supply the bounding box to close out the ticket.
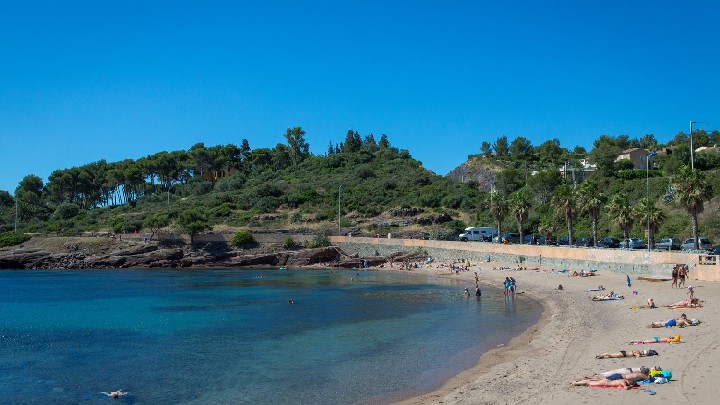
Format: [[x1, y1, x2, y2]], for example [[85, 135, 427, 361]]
[[458, 226, 497, 242], [493, 233, 521, 244], [522, 234, 545, 245], [713, 245, 720, 255], [620, 238, 646, 249], [544, 235, 557, 245], [655, 237, 681, 251], [599, 237, 620, 248], [681, 237, 713, 251], [558, 236, 570, 246], [577, 237, 595, 247]]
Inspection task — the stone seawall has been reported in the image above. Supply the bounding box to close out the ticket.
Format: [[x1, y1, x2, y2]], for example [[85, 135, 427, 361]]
[[330, 236, 699, 276]]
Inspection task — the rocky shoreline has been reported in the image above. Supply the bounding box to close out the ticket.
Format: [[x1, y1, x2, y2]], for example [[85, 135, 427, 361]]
[[0, 238, 426, 270]]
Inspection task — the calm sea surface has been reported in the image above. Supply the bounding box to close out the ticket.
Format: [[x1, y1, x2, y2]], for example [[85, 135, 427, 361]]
[[0, 269, 541, 404]]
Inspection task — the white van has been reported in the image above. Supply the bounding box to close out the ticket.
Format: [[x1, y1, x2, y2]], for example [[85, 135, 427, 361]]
[[459, 227, 497, 242]]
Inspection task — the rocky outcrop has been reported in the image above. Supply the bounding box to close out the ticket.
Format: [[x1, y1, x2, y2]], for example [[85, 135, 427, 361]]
[[284, 246, 343, 266], [388, 207, 425, 217], [0, 244, 350, 270]]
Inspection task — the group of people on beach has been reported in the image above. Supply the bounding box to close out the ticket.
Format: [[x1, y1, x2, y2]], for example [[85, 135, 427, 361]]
[[574, 270, 705, 391]]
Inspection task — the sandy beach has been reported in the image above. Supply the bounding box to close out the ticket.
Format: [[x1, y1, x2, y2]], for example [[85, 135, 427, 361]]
[[388, 261, 720, 405]]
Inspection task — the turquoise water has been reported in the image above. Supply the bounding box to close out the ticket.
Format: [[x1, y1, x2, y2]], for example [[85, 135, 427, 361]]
[[0, 269, 541, 404]]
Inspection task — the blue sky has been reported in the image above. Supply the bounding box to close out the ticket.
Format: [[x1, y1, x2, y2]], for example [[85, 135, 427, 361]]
[[1, 0, 718, 192]]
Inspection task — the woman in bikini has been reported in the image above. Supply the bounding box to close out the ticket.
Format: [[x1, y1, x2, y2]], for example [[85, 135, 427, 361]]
[[667, 297, 701, 308], [630, 334, 681, 344], [595, 349, 658, 359]]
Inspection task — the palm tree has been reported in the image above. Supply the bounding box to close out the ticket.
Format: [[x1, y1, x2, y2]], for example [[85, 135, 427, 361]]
[[672, 166, 713, 249], [538, 215, 559, 242], [490, 191, 508, 242], [634, 198, 665, 249], [551, 184, 577, 245], [577, 180, 605, 247], [606, 193, 634, 247], [509, 190, 531, 243]]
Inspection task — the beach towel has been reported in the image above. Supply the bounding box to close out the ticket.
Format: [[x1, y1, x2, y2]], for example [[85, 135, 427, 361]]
[[588, 384, 639, 390]]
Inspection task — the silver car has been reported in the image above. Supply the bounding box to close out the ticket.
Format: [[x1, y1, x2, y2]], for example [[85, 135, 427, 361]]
[[620, 238, 646, 249], [681, 237, 713, 251], [655, 237, 681, 250]]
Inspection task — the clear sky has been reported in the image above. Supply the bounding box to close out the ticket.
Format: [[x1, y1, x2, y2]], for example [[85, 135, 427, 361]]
[[1, 0, 718, 192]]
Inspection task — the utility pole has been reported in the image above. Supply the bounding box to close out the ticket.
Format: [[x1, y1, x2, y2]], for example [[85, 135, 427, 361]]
[[14, 197, 18, 232], [690, 120, 695, 170], [338, 185, 344, 236]]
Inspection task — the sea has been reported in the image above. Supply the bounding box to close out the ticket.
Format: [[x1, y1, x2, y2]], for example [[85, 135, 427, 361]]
[[0, 269, 542, 404]]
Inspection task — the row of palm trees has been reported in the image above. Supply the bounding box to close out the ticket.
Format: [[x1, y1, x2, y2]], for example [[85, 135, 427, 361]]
[[490, 166, 713, 250]]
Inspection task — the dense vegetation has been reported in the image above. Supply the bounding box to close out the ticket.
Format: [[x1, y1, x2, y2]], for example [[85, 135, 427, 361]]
[[0, 127, 719, 248]]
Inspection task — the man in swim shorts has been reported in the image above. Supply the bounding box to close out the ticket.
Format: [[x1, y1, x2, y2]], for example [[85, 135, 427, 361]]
[[650, 314, 691, 328], [585, 366, 653, 380], [573, 368, 649, 388]]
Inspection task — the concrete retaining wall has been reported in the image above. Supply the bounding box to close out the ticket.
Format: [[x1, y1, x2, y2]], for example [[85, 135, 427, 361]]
[[330, 236, 707, 278]]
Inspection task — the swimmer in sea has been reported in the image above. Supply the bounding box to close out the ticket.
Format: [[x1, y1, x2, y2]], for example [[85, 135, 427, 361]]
[[101, 389, 128, 398]]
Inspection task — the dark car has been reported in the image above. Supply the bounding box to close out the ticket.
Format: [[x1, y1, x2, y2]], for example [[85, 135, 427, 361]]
[[577, 237, 595, 247], [523, 234, 544, 245], [493, 233, 521, 244], [713, 245, 720, 255], [544, 235, 557, 245], [558, 236, 570, 246], [599, 237, 620, 248]]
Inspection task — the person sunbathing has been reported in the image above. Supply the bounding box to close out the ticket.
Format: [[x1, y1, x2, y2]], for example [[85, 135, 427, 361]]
[[585, 366, 654, 380], [667, 297, 701, 308], [592, 291, 624, 300], [650, 314, 693, 328], [573, 369, 649, 389], [595, 349, 658, 359], [630, 334, 681, 344]]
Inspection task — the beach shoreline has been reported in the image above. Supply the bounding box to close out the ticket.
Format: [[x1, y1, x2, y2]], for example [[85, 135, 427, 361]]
[[374, 261, 720, 405]]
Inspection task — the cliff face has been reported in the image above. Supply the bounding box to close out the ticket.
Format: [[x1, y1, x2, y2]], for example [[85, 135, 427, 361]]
[[445, 160, 497, 192]]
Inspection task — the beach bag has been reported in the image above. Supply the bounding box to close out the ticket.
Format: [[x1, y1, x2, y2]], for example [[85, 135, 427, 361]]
[[661, 370, 672, 380]]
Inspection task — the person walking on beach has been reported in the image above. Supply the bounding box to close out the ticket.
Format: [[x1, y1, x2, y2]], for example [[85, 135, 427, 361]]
[[671, 265, 679, 288], [678, 265, 687, 287]]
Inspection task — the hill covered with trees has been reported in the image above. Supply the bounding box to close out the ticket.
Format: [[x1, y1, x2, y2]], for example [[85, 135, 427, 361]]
[[1, 127, 719, 249]]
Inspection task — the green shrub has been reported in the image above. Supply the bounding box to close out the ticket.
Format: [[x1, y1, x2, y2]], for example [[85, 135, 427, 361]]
[[230, 229, 256, 246], [284, 236, 297, 249], [306, 233, 330, 248], [0, 232, 31, 248], [53, 203, 80, 220]]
